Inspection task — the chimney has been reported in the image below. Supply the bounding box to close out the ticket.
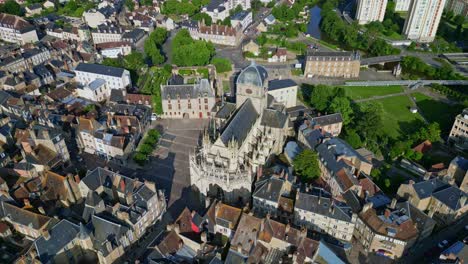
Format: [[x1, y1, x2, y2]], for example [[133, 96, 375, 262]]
[[423, 172, 431, 180], [460, 195, 467, 207], [409, 180, 415, 185], [362, 202, 373, 213], [38, 206, 46, 215], [285, 223, 290, 234], [42, 229, 50, 240], [23, 199, 31, 207], [390, 198, 397, 209], [237, 243, 243, 253], [174, 224, 180, 234], [201, 231, 207, 243], [144, 180, 156, 192], [205, 196, 211, 209]]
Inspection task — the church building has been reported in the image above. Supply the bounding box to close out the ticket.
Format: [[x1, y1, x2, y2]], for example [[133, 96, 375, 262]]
[[189, 62, 293, 204]]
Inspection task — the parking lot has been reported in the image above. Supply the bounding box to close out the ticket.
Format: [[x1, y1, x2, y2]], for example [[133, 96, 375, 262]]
[[137, 118, 208, 217]]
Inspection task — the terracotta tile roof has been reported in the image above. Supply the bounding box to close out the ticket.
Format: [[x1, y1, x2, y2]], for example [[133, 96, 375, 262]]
[[200, 24, 237, 36], [125, 93, 151, 104], [95, 41, 131, 50], [278, 196, 294, 213], [41, 171, 68, 202], [359, 208, 419, 241], [412, 140, 432, 153], [359, 176, 381, 197], [216, 203, 241, 228], [156, 230, 183, 256], [335, 169, 354, 191], [175, 207, 197, 234], [0, 13, 34, 31]]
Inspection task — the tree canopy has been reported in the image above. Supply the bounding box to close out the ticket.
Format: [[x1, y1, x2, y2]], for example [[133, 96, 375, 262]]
[[144, 28, 168, 65], [293, 149, 321, 182], [171, 29, 215, 66], [0, 0, 22, 16]]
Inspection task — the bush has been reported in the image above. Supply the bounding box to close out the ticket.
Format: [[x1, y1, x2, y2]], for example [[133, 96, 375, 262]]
[[148, 129, 160, 140], [139, 144, 154, 155], [133, 152, 147, 166]]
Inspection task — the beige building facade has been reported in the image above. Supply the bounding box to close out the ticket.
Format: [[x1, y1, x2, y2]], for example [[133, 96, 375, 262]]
[[161, 79, 216, 119], [449, 108, 468, 151], [304, 51, 360, 78]]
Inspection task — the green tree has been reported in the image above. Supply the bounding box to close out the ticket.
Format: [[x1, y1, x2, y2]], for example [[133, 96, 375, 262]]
[[141, 0, 153, 6], [125, 0, 135, 11], [150, 28, 169, 46], [229, 4, 243, 16], [144, 37, 165, 65], [329, 97, 353, 125], [310, 85, 333, 112], [133, 152, 147, 165], [171, 29, 215, 66], [356, 102, 383, 139], [192, 12, 212, 25], [139, 143, 154, 155], [293, 149, 321, 182], [344, 130, 362, 149], [453, 15, 465, 26], [212, 57, 232, 73], [0, 0, 22, 15], [221, 17, 231, 26], [123, 52, 145, 71], [148, 129, 160, 140]]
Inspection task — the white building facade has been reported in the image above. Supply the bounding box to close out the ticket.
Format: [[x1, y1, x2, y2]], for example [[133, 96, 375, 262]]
[[0, 13, 39, 44], [74, 63, 131, 91], [403, 0, 446, 42], [355, 0, 388, 24], [395, 0, 412, 11]]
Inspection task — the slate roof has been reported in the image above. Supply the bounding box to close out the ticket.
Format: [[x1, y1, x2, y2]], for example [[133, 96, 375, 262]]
[[268, 79, 297, 91], [236, 62, 268, 88], [34, 220, 80, 263], [161, 79, 213, 100], [232, 11, 250, 21], [253, 177, 285, 203], [91, 214, 129, 245], [215, 102, 236, 119], [412, 178, 449, 199], [260, 108, 288, 128], [432, 186, 467, 211], [359, 206, 419, 241], [295, 190, 353, 222], [75, 63, 125, 77], [311, 113, 343, 127], [205, 0, 226, 11], [306, 50, 360, 60], [220, 99, 259, 146], [0, 201, 51, 229]]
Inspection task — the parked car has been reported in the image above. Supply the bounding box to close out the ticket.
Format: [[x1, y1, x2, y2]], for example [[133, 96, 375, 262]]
[[438, 240, 449, 248]]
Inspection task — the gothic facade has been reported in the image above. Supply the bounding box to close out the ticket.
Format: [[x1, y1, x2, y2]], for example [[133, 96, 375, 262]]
[[190, 63, 291, 204]]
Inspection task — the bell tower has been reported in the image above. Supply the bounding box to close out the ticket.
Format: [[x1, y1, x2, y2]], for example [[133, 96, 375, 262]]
[[236, 61, 268, 113]]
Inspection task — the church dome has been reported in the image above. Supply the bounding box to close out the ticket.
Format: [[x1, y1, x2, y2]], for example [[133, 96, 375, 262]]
[[236, 62, 268, 88]]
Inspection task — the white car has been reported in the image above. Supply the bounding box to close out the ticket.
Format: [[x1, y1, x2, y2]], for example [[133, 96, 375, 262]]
[[151, 113, 158, 121], [438, 240, 449, 248]]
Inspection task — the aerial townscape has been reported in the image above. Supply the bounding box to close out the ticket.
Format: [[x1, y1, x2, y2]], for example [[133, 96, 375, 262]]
[[0, 0, 467, 262]]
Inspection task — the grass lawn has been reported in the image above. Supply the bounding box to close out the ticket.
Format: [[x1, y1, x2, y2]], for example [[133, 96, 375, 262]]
[[412, 93, 464, 134], [343, 86, 404, 100], [368, 95, 425, 139]]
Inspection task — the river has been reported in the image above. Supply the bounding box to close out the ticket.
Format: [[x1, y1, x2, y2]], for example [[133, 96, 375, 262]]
[[307, 5, 322, 39]]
